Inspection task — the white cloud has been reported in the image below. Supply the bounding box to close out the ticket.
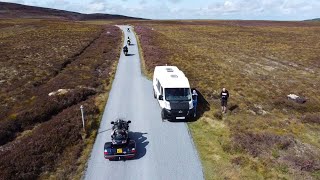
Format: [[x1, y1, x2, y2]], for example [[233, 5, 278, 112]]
[[1, 0, 25, 4], [139, 0, 147, 5], [87, 2, 106, 13], [176, 0, 320, 20], [168, 0, 182, 3], [1, 0, 320, 20]]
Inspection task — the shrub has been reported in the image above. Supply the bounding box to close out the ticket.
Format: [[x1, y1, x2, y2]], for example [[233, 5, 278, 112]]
[[0, 22, 121, 179], [0, 97, 100, 180], [0, 88, 97, 145], [232, 131, 294, 157], [273, 98, 306, 113], [231, 156, 250, 167], [0, 120, 21, 145], [284, 154, 320, 172], [214, 111, 223, 120], [302, 113, 320, 124]]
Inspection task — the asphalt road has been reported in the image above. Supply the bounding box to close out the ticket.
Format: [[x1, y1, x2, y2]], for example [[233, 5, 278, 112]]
[[84, 25, 204, 180]]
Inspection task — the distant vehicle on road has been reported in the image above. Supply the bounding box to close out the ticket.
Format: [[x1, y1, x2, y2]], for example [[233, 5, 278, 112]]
[[153, 66, 194, 121], [104, 119, 136, 160], [123, 45, 128, 56], [127, 39, 131, 45]]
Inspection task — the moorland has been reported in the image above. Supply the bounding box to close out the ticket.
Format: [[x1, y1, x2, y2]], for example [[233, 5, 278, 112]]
[[134, 20, 320, 179]]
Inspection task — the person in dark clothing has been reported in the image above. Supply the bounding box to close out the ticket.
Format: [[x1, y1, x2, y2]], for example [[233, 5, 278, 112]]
[[220, 88, 229, 113], [123, 45, 128, 55], [192, 90, 198, 117], [127, 37, 131, 45]]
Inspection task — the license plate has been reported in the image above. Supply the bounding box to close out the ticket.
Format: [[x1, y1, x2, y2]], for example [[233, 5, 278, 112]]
[[176, 117, 185, 120], [117, 148, 123, 153]]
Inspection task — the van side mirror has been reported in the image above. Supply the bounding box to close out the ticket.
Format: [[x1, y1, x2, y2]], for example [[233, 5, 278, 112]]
[[111, 121, 114, 124], [158, 95, 163, 100], [127, 120, 131, 123]]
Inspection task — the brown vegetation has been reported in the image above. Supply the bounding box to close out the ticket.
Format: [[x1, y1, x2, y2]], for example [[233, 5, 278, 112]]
[[134, 20, 320, 179], [303, 113, 320, 124], [0, 19, 121, 179]]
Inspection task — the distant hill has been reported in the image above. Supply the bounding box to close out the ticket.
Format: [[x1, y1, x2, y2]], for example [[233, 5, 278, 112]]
[[0, 2, 143, 20], [305, 18, 320, 22]]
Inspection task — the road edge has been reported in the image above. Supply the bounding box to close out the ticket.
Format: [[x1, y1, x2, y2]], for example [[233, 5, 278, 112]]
[[132, 25, 153, 80], [79, 25, 124, 180]]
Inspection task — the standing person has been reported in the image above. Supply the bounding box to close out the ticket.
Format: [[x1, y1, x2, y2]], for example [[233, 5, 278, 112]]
[[192, 90, 198, 117], [220, 88, 229, 113]]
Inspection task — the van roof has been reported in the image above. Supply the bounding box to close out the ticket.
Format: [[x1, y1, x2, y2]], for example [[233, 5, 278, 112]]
[[154, 66, 190, 88]]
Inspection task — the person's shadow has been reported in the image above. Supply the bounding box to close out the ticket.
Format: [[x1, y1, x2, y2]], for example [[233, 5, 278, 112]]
[[129, 132, 149, 159]]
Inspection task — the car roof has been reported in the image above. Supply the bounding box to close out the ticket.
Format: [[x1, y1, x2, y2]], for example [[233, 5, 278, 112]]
[[154, 66, 190, 88]]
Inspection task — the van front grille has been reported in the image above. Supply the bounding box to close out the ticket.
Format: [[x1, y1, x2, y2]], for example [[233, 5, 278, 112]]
[[169, 102, 189, 110]]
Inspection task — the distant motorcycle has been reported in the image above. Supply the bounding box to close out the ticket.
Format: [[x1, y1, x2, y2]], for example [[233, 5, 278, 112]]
[[123, 46, 128, 56], [127, 28, 130, 32]]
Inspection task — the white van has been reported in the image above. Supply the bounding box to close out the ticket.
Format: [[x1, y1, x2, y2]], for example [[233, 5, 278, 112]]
[[153, 66, 194, 120]]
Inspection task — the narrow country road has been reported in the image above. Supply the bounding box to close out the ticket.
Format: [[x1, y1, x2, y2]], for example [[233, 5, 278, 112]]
[[84, 25, 204, 180]]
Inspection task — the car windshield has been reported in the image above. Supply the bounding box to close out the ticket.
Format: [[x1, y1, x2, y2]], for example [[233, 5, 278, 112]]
[[165, 88, 191, 101]]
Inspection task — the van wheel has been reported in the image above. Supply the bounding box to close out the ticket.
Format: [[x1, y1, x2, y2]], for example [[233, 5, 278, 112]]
[[161, 109, 166, 121]]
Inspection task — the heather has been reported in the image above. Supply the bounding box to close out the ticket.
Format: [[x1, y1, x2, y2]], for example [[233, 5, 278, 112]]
[[0, 19, 121, 179]]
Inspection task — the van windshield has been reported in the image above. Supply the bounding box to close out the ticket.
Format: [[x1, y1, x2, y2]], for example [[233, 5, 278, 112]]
[[165, 88, 191, 101]]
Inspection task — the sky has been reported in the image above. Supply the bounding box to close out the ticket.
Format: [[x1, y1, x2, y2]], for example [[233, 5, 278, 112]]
[[2, 0, 320, 20]]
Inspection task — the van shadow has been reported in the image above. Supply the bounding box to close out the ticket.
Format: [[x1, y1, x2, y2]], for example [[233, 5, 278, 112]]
[[129, 132, 149, 160], [193, 88, 210, 119], [129, 43, 135, 46], [126, 53, 135, 56]]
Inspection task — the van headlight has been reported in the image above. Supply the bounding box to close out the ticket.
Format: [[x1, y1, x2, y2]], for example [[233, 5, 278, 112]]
[[165, 101, 171, 110], [189, 100, 193, 109]]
